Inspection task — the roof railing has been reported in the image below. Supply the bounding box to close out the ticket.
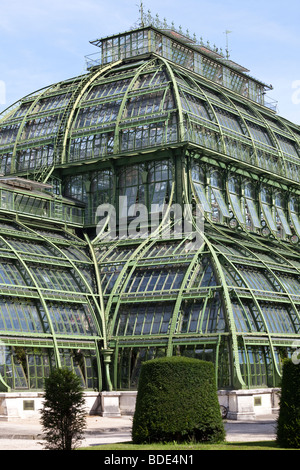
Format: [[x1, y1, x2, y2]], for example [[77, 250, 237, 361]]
[[85, 52, 102, 69], [263, 95, 278, 113]]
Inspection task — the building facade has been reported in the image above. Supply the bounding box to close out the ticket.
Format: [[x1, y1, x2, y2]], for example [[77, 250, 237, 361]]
[[0, 20, 300, 416]]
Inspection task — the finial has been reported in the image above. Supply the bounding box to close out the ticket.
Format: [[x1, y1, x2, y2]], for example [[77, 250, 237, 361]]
[[155, 13, 160, 27], [138, 1, 145, 27], [147, 9, 152, 25], [224, 30, 232, 59]]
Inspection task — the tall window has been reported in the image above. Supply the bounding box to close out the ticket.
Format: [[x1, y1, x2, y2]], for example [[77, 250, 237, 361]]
[[191, 161, 211, 214], [64, 175, 87, 204], [148, 162, 172, 208], [275, 192, 292, 239], [243, 181, 261, 232], [91, 170, 114, 212], [118, 164, 145, 221], [289, 196, 300, 237], [209, 170, 230, 223], [63, 169, 113, 224], [228, 175, 245, 226], [260, 186, 277, 234], [118, 161, 172, 220]]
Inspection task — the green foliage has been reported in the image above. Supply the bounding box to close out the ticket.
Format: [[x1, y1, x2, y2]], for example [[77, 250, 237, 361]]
[[40, 368, 86, 450], [132, 356, 225, 444], [276, 359, 300, 449]]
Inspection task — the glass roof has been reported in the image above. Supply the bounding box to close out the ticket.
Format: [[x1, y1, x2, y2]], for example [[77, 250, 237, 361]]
[[0, 53, 299, 187], [0, 219, 102, 339]]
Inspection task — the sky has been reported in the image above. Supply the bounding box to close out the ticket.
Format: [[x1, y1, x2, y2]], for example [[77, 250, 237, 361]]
[[0, 0, 299, 124]]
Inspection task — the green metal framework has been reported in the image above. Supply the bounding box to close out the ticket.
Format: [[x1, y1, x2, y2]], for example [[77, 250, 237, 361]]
[[0, 24, 300, 392]]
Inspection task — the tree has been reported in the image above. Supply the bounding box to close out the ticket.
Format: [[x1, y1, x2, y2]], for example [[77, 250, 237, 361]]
[[277, 359, 300, 448], [40, 368, 86, 450], [132, 356, 225, 444]]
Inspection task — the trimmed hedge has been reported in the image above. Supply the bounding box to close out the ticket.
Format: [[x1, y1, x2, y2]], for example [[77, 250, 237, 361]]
[[131, 356, 225, 444], [277, 359, 300, 448]]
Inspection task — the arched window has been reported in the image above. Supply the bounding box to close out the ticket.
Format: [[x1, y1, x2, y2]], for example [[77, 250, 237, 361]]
[[118, 164, 145, 220], [148, 161, 172, 208], [118, 161, 172, 220]]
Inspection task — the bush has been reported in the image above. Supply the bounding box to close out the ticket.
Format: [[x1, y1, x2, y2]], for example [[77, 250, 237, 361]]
[[40, 368, 86, 450], [277, 359, 300, 448], [132, 356, 225, 444]]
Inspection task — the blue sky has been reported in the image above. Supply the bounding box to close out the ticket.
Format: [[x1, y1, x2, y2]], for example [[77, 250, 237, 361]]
[[0, 0, 299, 124]]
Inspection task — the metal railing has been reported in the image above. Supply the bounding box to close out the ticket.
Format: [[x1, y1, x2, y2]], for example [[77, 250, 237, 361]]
[[0, 188, 84, 226]]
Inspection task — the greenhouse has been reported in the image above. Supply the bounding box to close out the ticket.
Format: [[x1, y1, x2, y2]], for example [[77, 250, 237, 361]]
[[0, 13, 300, 418]]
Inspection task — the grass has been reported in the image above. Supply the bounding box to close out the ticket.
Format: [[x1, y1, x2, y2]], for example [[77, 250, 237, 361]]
[[79, 440, 295, 451]]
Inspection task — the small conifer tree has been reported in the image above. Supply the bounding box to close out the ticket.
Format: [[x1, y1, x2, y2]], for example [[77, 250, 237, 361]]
[[41, 368, 86, 450]]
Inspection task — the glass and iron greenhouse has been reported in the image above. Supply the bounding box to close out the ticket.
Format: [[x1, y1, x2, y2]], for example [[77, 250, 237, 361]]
[[0, 14, 300, 417]]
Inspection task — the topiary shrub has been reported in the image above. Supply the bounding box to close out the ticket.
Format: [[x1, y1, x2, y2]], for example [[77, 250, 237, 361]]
[[276, 359, 300, 448], [131, 356, 225, 444]]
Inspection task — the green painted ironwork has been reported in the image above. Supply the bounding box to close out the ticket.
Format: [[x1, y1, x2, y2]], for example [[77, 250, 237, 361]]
[[0, 21, 299, 393]]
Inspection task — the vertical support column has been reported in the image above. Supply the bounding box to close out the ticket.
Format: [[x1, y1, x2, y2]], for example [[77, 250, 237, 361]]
[[101, 348, 114, 392], [174, 149, 185, 207]]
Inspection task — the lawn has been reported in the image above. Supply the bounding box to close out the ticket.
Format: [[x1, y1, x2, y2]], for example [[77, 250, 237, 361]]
[[79, 440, 293, 451]]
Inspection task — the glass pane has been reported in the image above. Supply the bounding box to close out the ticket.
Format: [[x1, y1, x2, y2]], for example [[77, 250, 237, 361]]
[[212, 188, 230, 217], [290, 211, 300, 236], [13, 356, 28, 389], [229, 193, 245, 224], [246, 198, 261, 228], [150, 181, 167, 206], [261, 203, 277, 231], [214, 106, 243, 134], [193, 182, 211, 212], [276, 207, 292, 235]]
